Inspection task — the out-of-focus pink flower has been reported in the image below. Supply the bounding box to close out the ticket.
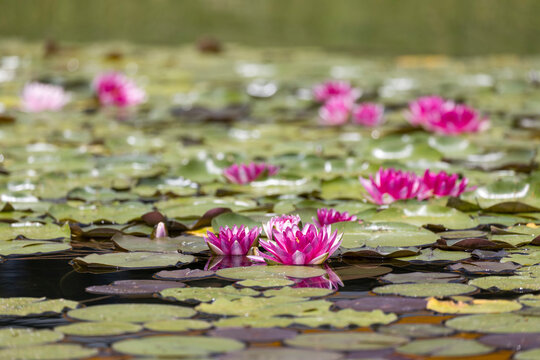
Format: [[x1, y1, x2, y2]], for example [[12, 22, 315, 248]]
[[154, 222, 167, 238], [262, 214, 301, 241], [352, 103, 384, 126], [251, 223, 342, 265], [313, 80, 360, 103], [419, 170, 474, 200], [425, 104, 489, 135], [204, 225, 261, 256], [360, 167, 424, 205], [407, 96, 446, 126], [293, 264, 343, 290], [93, 71, 146, 107], [318, 96, 352, 126], [314, 208, 358, 227], [20, 82, 70, 113], [223, 162, 279, 185]]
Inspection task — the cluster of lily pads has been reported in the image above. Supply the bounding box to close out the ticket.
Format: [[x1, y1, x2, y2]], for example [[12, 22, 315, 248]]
[[0, 41, 539, 359]]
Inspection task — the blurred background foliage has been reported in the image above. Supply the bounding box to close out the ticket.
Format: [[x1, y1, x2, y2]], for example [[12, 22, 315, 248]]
[[1, 0, 540, 56]]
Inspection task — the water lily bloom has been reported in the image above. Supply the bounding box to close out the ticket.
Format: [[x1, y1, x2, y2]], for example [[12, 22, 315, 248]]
[[313, 80, 360, 103], [252, 223, 342, 265], [352, 103, 384, 126], [424, 104, 489, 135], [360, 168, 424, 205], [154, 222, 167, 238], [21, 82, 70, 112], [318, 96, 352, 126], [204, 225, 261, 256], [223, 162, 279, 185], [407, 95, 446, 126], [420, 170, 473, 199], [314, 208, 358, 227], [263, 214, 302, 240], [93, 71, 146, 107]]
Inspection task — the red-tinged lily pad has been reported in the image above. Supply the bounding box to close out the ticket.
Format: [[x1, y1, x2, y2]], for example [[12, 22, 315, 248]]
[[154, 268, 215, 281], [436, 237, 504, 250], [447, 261, 520, 275], [479, 333, 540, 350], [85, 279, 185, 296], [218, 348, 343, 360], [333, 296, 427, 313], [208, 327, 298, 343]]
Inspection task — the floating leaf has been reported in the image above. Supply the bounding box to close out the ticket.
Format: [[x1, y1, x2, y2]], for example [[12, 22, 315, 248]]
[[72, 251, 194, 269], [216, 265, 325, 280], [427, 297, 522, 314], [207, 327, 298, 343], [55, 321, 142, 337], [397, 338, 493, 357], [236, 278, 295, 288], [469, 275, 540, 292], [380, 271, 464, 284], [161, 286, 259, 303], [285, 332, 407, 351], [446, 313, 540, 333], [0, 297, 78, 317], [67, 303, 195, 323], [0, 222, 70, 241], [154, 268, 215, 281], [335, 296, 427, 313], [112, 335, 244, 357], [0, 344, 97, 360], [0, 328, 64, 348], [373, 283, 477, 297], [378, 323, 454, 338], [85, 279, 185, 295], [144, 319, 212, 332]]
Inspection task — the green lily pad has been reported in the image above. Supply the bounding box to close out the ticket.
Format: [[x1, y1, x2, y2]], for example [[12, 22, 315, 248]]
[[55, 321, 142, 337], [144, 319, 212, 332], [378, 323, 454, 338], [285, 332, 408, 351], [237, 278, 295, 288], [211, 212, 261, 232], [112, 335, 244, 357], [72, 251, 194, 269], [67, 303, 195, 323], [0, 344, 98, 360], [0, 328, 64, 348], [515, 348, 540, 360], [446, 313, 540, 333], [373, 283, 477, 297], [219, 348, 343, 360], [264, 287, 334, 298], [293, 309, 397, 328], [397, 338, 493, 357], [469, 275, 540, 292], [112, 233, 207, 254], [160, 286, 259, 303], [0, 297, 78, 317], [0, 222, 70, 241], [380, 272, 464, 284], [0, 240, 71, 257], [519, 294, 540, 307], [216, 265, 326, 280], [400, 248, 471, 263], [49, 202, 153, 224]]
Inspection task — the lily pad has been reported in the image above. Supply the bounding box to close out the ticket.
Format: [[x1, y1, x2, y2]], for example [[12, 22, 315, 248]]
[[0, 328, 64, 348], [373, 283, 477, 297], [397, 338, 493, 357], [55, 321, 142, 337], [469, 275, 540, 292], [160, 286, 259, 303], [236, 278, 295, 288], [216, 265, 326, 280], [380, 271, 464, 284], [85, 279, 185, 295], [334, 296, 427, 313], [0, 344, 98, 360], [378, 323, 454, 338], [112, 335, 244, 357], [67, 303, 195, 323], [285, 332, 408, 351], [144, 319, 212, 332], [0, 297, 78, 317], [154, 268, 215, 281], [72, 251, 194, 269], [208, 327, 298, 343], [446, 313, 540, 333], [427, 297, 522, 314], [217, 348, 343, 360], [0, 222, 70, 241]]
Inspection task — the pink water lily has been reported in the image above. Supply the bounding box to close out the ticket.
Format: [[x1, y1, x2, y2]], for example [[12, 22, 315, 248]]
[[251, 223, 342, 265], [204, 225, 261, 256], [93, 71, 146, 107], [352, 103, 384, 127], [407, 95, 446, 126], [154, 222, 168, 238], [360, 167, 425, 205], [318, 96, 352, 126], [21, 82, 70, 112], [425, 104, 489, 135], [313, 80, 360, 103], [419, 170, 474, 200], [314, 208, 358, 227], [223, 162, 279, 185], [408, 96, 488, 135], [263, 214, 301, 241]]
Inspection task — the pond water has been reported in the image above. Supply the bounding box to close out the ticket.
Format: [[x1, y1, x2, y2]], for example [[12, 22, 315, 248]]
[[0, 41, 539, 359]]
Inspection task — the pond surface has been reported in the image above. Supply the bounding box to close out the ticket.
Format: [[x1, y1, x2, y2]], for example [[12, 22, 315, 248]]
[[0, 41, 539, 359]]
